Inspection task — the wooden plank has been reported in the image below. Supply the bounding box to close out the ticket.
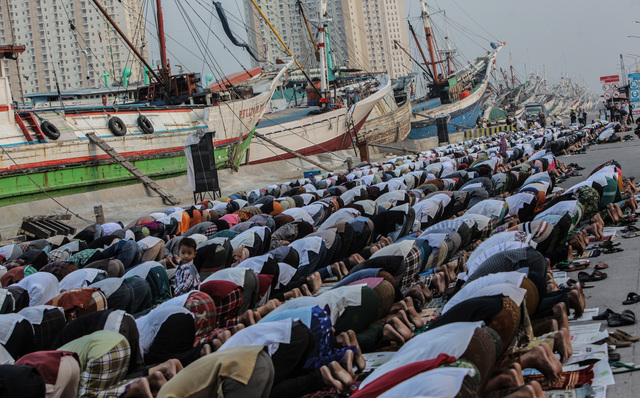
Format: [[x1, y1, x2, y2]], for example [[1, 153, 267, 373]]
[[19, 221, 53, 239], [85, 132, 180, 205], [46, 220, 76, 235], [23, 214, 73, 222], [0, 235, 27, 246], [253, 131, 332, 172]]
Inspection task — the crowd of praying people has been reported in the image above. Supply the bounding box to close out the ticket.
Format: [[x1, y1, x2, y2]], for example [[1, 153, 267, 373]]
[[1, 118, 638, 398]]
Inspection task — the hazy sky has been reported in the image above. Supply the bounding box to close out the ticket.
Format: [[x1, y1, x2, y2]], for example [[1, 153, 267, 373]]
[[149, 0, 640, 93]]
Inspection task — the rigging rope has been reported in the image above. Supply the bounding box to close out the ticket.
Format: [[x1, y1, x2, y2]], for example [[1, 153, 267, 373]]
[[0, 145, 93, 223]]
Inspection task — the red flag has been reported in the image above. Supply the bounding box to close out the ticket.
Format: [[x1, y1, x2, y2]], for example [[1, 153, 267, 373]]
[[99, 33, 102, 43]]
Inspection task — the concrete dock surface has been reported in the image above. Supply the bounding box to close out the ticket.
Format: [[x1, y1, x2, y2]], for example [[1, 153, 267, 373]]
[[558, 138, 640, 396]]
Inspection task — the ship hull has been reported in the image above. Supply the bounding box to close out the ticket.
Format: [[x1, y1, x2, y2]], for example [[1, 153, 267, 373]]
[[408, 90, 486, 140], [246, 76, 392, 165], [0, 66, 289, 206], [358, 100, 412, 145]]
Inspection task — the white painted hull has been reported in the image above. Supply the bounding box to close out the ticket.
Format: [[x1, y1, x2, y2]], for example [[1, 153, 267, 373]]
[[0, 65, 289, 172], [246, 76, 392, 165]]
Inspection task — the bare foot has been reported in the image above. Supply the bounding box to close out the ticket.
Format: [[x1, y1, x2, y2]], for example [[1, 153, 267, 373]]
[[319, 365, 343, 390], [300, 284, 312, 296], [211, 339, 223, 351], [485, 363, 525, 392], [389, 317, 413, 342], [200, 343, 211, 357], [519, 344, 562, 381], [430, 273, 446, 297], [147, 371, 168, 394], [386, 309, 413, 330], [256, 299, 281, 317], [341, 349, 356, 378], [306, 272, 322, 294], [409, 282, 433, 304], [283, 288, 303, 300], [330, 261, 349, 279], [568, 286, 585, 318], [382, 323, 406, 346], [555, 328, 573, 362], [335, 330, 366, 373], [328, 361, 353, 391], [231, 324, 245, 335], [215, 330, 232, 345], [121, 377, 153, 398], [237, 310, 256, 326], [552, 302, 569, 331], [148, 358, 183, 381], [403, 297, 426, 329]]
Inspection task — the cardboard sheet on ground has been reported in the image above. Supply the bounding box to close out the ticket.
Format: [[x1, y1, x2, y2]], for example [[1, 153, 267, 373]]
[[569, 323, 608, 345], [562, 344, 615, 387], [602, 226, 624, 236], [553, 270, 570, 286], [543, 385, 605, 398]]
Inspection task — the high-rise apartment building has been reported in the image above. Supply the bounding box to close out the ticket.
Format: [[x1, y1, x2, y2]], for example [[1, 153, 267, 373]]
[[244, 0, 411, 79], [0, 0, 147, 100], [243, 0, 350, 72]]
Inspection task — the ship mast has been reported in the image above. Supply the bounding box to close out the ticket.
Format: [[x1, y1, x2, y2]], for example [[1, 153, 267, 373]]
[[442, 11, 455, 76], [318, 0, 329, 106], [156, 0, 171, 85], [408, 22, 434, 82], [420, 0, 441, 84]]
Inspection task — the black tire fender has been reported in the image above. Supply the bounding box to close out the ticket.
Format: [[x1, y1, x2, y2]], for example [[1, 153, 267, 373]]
[[137, 115, 154, 134], [108, 117, 126, 136], [40, 121, 60, 140]]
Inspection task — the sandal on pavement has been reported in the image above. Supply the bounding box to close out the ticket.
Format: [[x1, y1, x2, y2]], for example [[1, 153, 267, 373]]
[[623, 231, 640, 238], [593, 308, 614, 320], [613, 329, 640, 342], [598, 241, 620, 249], [623, 292, 640, 305], [578, 270, 607, 283], [595, 262, 609, 270], [621, 310, 636, 325], [603, 334, 633, 347], [602, 247, 624, 254], [556, 260, 589, 272]]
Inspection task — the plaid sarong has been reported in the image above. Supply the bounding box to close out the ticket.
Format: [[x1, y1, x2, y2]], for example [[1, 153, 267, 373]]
[[39, 261, 77, 281], [78, 338, 130, 398], [185, 291, 219, 341], [399, 245, 422, 293], [47, 288, 107, 322], [200, 280, 243, 328]]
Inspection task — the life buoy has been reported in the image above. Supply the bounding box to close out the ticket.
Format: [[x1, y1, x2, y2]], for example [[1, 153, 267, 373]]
[[40, 121, 60, 140], [137, 115, 154, 134], [108, 117, 126, 136]]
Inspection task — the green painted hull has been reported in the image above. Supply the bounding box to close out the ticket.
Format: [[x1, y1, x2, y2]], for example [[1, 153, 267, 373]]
[[0, 146, 241, 207]]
